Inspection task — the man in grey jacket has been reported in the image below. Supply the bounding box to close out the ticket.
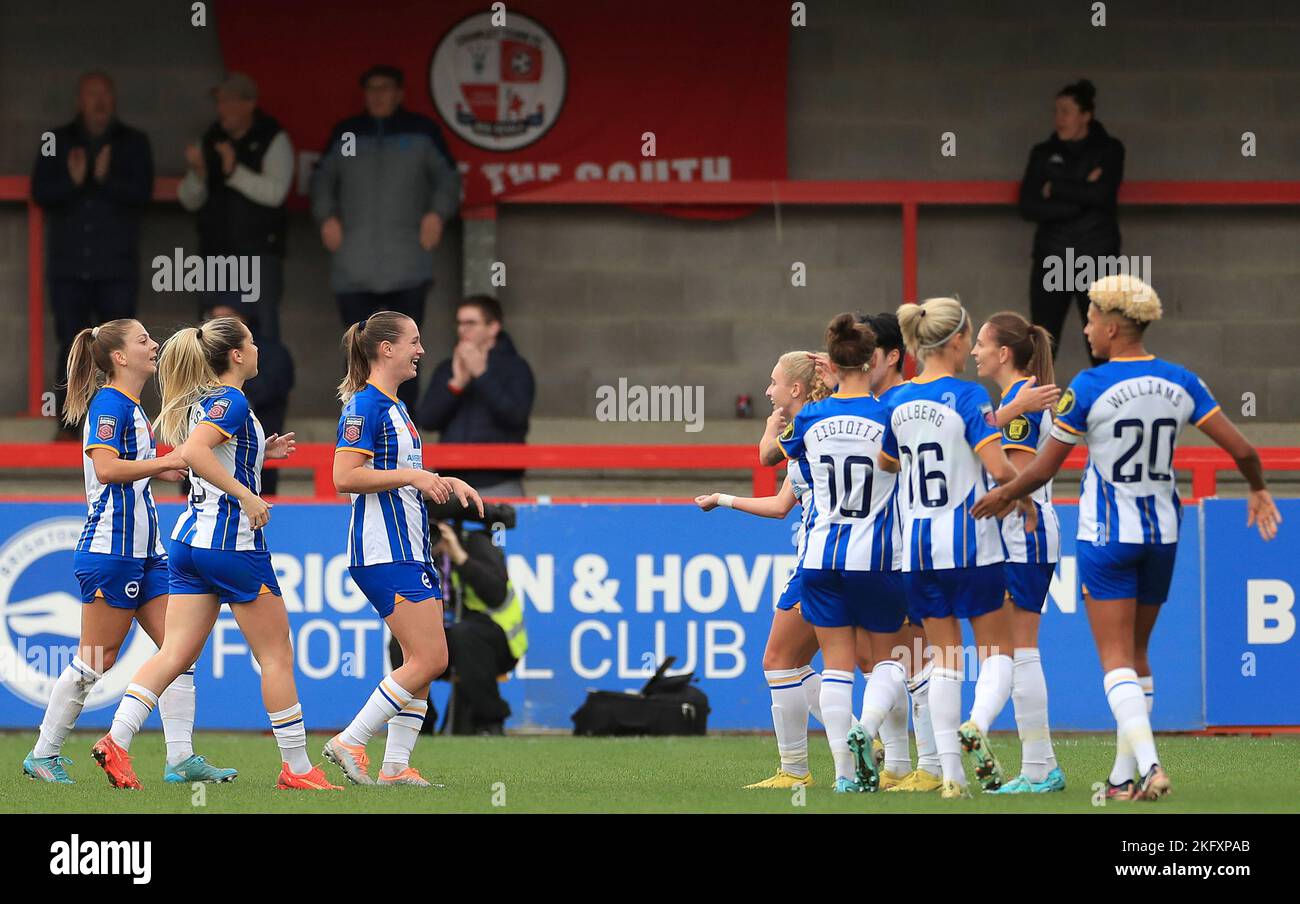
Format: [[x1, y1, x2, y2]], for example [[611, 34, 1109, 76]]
[[311, 64, 461, 406]]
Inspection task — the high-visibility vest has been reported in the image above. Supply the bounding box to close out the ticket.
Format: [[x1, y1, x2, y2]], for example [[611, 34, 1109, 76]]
[[455, 571, 528, 660]]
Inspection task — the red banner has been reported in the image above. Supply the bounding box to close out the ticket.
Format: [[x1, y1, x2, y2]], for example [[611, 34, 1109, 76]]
[[215, 0, 789, 210]]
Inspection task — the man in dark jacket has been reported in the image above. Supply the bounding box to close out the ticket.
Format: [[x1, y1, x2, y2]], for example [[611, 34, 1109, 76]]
[[310, 64, 461, 409], [179, 73, 293, 340], [416, 296, 534, 497], [32, 71, 153, 437], [1018, 79, 1124, 366]]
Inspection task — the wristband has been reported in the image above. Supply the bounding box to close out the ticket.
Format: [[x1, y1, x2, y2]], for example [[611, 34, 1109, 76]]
[[718, 494, 736, 508], [448, 380, 465, 396]]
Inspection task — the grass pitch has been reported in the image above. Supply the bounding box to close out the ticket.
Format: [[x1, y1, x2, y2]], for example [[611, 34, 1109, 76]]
[[2, 731, 1296, 814]]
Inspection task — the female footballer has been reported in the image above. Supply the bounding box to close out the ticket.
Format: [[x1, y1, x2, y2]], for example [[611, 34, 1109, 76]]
[[973, 276, 1281, 801], [972, 311, 1065, 794], [879, 297, 1029, 798], [326, 312, 482, 787], [697, 350, 829, 789], [92, 317, 336, 790], [26, 319, 235, 785]]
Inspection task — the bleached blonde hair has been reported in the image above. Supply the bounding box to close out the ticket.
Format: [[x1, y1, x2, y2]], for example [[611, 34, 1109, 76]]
[[1088, 274, 1163, 323], [777, 350, 831, 402]]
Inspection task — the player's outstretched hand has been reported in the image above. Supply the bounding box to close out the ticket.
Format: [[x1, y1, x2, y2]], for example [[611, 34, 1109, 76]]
[[264, 432, 297, 460], [695, 493, 720, 511], [447, 477, 485, 518], [1016, 377, 1061, 414], [971, 487, 1013, 519], [1247, 488, 1282, 541], [414, 470, 452, 504]]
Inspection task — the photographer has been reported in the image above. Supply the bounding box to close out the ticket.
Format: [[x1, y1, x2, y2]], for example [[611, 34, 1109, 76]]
[[390, 505, 527, 735]]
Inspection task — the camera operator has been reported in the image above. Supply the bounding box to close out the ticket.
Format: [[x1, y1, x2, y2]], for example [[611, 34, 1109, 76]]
[[390, 508, 527, 735]]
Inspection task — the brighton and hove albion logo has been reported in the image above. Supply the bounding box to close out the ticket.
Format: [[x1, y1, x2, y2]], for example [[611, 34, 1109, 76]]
[[0, 518, 156, 709], [429, 11, 567, 151]]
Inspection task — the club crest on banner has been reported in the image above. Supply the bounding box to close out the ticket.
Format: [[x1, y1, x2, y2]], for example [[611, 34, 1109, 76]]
[[429, 11, 567, 151], [0, 519, 156, 709]]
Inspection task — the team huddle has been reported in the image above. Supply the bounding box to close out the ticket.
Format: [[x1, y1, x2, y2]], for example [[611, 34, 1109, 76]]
[[22, 310, 480, 790], [698, 275, 1281, 800], [17, 275, 1283, 799]]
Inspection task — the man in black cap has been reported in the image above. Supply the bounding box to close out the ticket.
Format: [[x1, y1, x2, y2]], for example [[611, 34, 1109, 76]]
[[179, 72, 294, 339]]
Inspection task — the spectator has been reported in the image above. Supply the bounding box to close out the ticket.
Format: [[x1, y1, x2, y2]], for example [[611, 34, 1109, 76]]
[[32, 71, 153, 439], [202, 303, 295, 496], [416, 296, 535, 497], [1018, 78, 1124, 367], [178, 72, 293, 340], [390, 518, 527, 735], [310, 63, 461, 409]]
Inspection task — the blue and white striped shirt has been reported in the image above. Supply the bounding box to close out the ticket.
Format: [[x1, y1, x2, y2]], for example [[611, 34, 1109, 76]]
[[1052, 356, 1220, 546], [171, 385, 268, 551], [79, 386, 164, 557], [337, 382, 433, 567], [998, 377, 1060, 564], [779, 393, 900, 571]]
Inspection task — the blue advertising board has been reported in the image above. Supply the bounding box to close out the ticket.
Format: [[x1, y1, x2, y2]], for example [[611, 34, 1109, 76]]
[[1202, 499, 1300, 726], [0, 499, 1292, 732]]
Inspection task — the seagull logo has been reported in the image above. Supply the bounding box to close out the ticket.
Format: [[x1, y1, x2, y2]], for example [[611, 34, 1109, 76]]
[[0, 518, 156, 709]]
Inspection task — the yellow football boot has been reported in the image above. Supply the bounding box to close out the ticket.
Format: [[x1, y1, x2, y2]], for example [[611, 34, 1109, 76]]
[[940, 778, 972, 800], [743, 769, 815, 789], [884, 768, 943, 792], [878, 769, 909, 791]]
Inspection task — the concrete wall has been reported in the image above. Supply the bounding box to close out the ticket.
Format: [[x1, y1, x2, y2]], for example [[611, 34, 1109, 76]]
[[2, 0, 1298, 429]]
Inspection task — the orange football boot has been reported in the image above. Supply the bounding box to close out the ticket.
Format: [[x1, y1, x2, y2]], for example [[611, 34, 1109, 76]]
[[91, 734, 142, 790], [277, 762, 343, 790]]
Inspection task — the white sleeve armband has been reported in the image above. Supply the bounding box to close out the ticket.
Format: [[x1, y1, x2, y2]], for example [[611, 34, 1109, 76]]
[[1050, 424, 1083, 445]]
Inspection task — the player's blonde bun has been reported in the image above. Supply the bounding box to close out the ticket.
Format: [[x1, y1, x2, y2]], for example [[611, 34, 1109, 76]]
[[1088, 274, 1162, 323]]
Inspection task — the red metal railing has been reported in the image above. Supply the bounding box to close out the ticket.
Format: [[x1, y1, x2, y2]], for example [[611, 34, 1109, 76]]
[[5, 176, 1300, 418], [499, 179, 1300, 309], [0, 442, 1297, 501]]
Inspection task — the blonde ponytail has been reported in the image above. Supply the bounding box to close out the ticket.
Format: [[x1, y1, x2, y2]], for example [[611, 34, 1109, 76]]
[[154, 317, 247, 444], [897, 297, 968, 360], [61, 319, 138, 426]]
